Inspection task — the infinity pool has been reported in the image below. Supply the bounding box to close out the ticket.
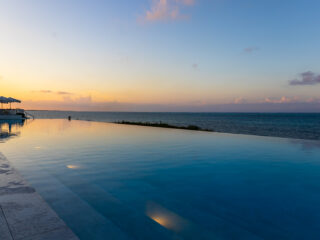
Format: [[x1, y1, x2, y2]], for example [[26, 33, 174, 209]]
[[1, 119, 320, 239]]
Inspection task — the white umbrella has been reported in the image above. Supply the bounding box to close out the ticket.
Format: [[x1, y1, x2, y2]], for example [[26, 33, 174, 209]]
[[7, 97, 21, 109], [0, 96, 9, 109], [0, 96, 9, 103], [7, 97, 21, 103]]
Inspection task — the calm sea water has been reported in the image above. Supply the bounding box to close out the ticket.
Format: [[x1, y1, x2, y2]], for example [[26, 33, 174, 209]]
[[1, 119, 320, 239], [28, 111, 320, 140]]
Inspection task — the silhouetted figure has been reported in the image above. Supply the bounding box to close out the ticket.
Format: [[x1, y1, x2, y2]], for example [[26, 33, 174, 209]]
[[68, 116, 72, 121]]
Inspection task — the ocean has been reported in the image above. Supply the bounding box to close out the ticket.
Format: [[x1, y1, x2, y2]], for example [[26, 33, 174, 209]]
[[27, 111, 320, 140]]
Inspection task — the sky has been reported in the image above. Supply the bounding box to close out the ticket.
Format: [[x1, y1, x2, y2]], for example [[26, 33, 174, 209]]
[[1, 0, 320, 112]]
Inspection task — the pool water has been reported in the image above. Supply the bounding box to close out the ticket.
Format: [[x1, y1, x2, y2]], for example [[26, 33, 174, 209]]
[[1, 119, 320, 239]]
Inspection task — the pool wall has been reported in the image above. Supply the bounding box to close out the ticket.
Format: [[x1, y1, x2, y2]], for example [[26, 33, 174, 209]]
[[0, 152, 79, 240]]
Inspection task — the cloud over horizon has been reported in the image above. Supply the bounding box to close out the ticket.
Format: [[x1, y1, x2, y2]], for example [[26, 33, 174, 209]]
[[20, 95, 320, 112], [263, 96, 299, 104], [233, 97, 247, 104], [289, 71, 320, 86], [142, 0, 195, 22], [33, 90, 73, 95]]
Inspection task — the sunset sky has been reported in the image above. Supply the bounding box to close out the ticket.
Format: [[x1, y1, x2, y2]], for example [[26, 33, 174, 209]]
[[1, 0, 320, 111]]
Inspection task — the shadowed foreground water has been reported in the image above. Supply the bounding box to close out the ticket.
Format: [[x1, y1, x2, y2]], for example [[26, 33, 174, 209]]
[[1, 119, 320, 239]]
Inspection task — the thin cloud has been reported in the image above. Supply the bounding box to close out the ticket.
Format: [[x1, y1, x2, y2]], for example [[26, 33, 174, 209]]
[[306, 97, 320, 103], [243, 46, 259, 53], [33, 90, 73, 95], [233, 97, 247, 104], [289, 71, 320, 86], [263, 96, 299, 104], [38, 90, 53, 93], [57, 91, 73, 95], [21, 98, 320, 112], [192, 63, 198, 70], [142, 0, 195, 22]]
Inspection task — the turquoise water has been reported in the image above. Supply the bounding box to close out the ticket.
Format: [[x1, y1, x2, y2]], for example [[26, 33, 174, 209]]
[[1, 119, 320, 239]]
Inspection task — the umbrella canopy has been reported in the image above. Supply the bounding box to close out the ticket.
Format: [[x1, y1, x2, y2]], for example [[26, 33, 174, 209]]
[[0, 96, 9, 103], [7, 97, 21, 103]]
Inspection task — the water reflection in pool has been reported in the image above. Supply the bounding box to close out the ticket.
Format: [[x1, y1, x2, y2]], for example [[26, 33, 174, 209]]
[[0, 119, 25, 142], [1, 119, 320, 240]]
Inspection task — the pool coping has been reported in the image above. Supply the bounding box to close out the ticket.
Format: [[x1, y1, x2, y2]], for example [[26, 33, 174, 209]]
[[0, 152, 79, 240]]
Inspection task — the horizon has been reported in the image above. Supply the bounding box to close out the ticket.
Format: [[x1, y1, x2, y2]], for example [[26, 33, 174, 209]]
[[1, 0, 320, 112], [23, 105, 320, 113]]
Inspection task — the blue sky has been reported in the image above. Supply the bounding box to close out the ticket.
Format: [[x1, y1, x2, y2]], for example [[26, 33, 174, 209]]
[[1, 0, 320, 111]]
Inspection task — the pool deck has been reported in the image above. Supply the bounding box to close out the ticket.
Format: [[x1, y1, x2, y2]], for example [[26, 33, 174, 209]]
[[0, 153, 79, 240]]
